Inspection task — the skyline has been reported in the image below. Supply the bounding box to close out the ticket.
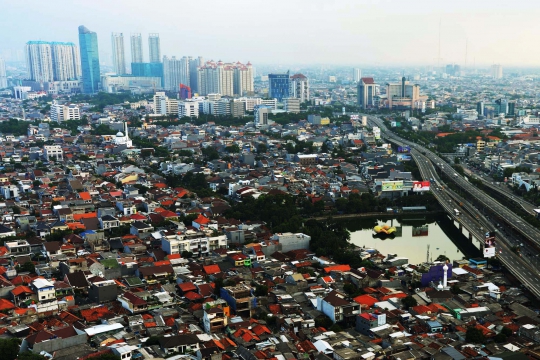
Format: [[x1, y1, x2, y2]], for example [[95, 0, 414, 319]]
[[1, 0, 539, 67]]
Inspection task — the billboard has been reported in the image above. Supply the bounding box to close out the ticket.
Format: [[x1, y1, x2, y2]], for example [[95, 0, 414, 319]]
[[412, 181, 431, 192], [412, 225, 429, 237], [397, 154, 411, 162], [350, 115, 359, 120], [484, 231, 496, 258], [397, 146, 410, 153], [381, 181, 404, 192]]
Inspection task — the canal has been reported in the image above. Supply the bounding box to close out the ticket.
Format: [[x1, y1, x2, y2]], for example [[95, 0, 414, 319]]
[[337, 214, 482, 265]]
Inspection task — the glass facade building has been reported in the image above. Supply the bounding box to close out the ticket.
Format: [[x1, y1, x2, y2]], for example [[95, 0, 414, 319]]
[[78, 25, 101, 94], [268, 72, 290, 101], [131, 62, 164, 87]]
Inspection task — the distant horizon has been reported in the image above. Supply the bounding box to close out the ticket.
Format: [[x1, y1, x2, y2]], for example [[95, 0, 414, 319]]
[[2, 0, 540, 67]]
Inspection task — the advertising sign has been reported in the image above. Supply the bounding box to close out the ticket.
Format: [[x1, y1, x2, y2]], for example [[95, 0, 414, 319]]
[[381, 181, 404, 192], [397, 154, 411, 162], [397, 146, 411, 153], [484, 231, 496, 258], [412, 181, 431, 192], [412, 225, 429, 237], [350, 115, 359, 120]]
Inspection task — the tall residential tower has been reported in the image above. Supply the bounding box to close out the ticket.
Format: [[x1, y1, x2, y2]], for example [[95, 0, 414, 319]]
[[78, 25, 101, 94], [111, 33, 126, 75], [148, 34, 161, 63], [130, 33, 143, 64], [0, 58, 7, 89], [25, 41, 54, 82]]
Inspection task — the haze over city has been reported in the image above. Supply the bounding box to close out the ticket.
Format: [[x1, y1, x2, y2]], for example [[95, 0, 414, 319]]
[[2, 0, 539, 67]]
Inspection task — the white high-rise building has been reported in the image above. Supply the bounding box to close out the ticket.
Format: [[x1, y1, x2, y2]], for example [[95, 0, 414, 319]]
[[353, 68, 361, 82], [163, 56, 190, 92], [197, 60, 252, 96], [111, 33, 127, 75], [50, 42, 81, 81], [130, 33, 143, 64], [178, 100, 199, 118], [491, 64, 503, 79], [153, 92, 178, 116], [25, 41, 54, 82], [148, 34, 161, 63], [0, 58, 7, 89], [50, 101, 80, 122], [289, 73, 310, 102]]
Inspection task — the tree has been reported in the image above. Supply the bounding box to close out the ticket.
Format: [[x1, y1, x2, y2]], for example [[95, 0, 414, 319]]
[[329, 324, 342, 332], [257, 144, 267, 154], [401, 295, 418, 309], [465, 327, 486, 343], [314, 315, 333, 329], [435, 254, 449, 262], [145, 336, 162, 346], [225, 144, 240, 153], [0, 338, 21, 360]]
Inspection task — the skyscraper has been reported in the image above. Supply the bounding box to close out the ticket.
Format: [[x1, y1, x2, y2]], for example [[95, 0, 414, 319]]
[[78, 25, 101, 94], [353, 68, 361, 82], [0, 58, 7, 89], [357, 77, 377, 109], [491, 64, 503, 79], [111, 33, 126, 75], [196, 60, 252, 96], [25, 41, 54, 82], [130, 33, 143, 64], [148, 34, 161, 63], [50, 42, 81, 80], [385, 77, 420, 109], [268, 72, 290, 101], [163, 56, 190, 92], [289, 73, 309, 102]]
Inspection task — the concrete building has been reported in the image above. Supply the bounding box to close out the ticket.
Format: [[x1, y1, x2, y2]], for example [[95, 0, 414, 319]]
[[25, 41, 54, 82], [50, 101, 80, 122], [130, 33, 143, 64], [148, 33, 161, 63], [220, 284, 254, 318], [178, 100, 199, 118], [79, 25, 101, 94], [101, 75, 161, 93], [491, 64, 503, 79], [163, 56, 190, 92], [357, 77, 377, 109], [50, 42, 81, 81], [268, 72, 290, 101], [353, 68, 361, 82], [254, 105, 270, 128], [270, 232, 311, 252], [385, 77, 421, 110], [290, 73, 309, 102], [111, 32, 127, 75], [284, 97, 301, 113], [44, 145, 64, 161], [197, 60, 253, 97], [0, 58, 6, 89]]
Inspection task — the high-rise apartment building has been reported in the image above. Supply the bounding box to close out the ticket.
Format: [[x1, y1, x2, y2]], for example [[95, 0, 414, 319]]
[[25, 41, 54, 82], [79, 25, 101, 94], [0, 58, 7, 89], [26, 41, 81, 82], [130, 33, 143, 64], [386, 77, 421, 109], [111, 33, 126, 75], [153, 92, 178, 116], [50, 42, 81, 81], [268, 72, 290, 101], [148, 34, 161, 63], [197, 60, 253, 97], [353, 68, 361, 82], [233, 62, 254, 96], [289, 73, 309, 102], [491, 64, 503, 79], [163, 56, 190, 92], [357, 77, 377, 109]]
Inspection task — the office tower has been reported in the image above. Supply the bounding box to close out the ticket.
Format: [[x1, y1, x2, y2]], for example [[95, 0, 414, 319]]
[[163, 56, 190, 92], [476, 101, 485, 117], [189, 58, 199, 93], [111, 33, 126, 75], [130, 33, 143, 63], [148, 34, 161, 63], [153, 91, 178, 115], [78, 25, 101, 94], [491, 64, 503, 79], [233, 62, 254, 96], [284, 98, 301, 113], [0, 58, 7, 89], [495, 99, 507, 115], [386, 77, 420, 109], [254, 105, 270, 128], [357, 77, 376, 109], [353, 68, 361, 82], [508, 101, 516, 116], [268, 72, 290, 101], [289, 73, 309, 102], [445, 64, 455, 76], [50, 42, 81, 81], [25, 41, 54, 82]]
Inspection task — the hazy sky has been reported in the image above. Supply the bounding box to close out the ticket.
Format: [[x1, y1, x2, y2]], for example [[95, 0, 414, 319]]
[[2, 0, 539, 67]]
